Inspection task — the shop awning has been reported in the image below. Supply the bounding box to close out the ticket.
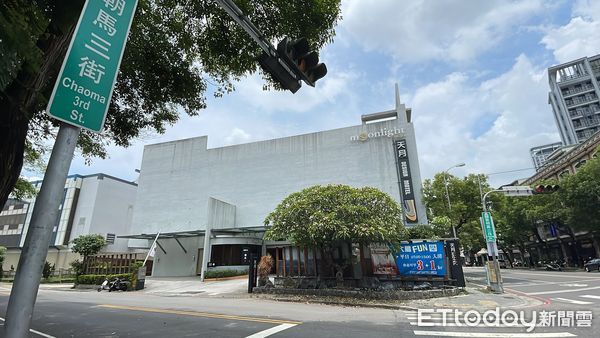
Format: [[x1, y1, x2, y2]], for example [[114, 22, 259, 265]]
[[118, 226, 267, 240]]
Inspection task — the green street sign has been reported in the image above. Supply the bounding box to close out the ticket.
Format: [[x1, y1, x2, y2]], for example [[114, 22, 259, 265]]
[[482, 211, 496, 242], [46, 0, 138, 133]]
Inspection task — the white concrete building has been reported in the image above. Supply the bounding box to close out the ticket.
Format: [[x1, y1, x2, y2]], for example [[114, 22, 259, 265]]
[[1, 174, 137, 272], [530, 142, 563, 171], [548, 54, 600, 145], [124, 87, 428, 278]]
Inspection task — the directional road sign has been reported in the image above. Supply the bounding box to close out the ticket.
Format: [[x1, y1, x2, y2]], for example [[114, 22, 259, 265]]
[[482, 211, 496, 242]]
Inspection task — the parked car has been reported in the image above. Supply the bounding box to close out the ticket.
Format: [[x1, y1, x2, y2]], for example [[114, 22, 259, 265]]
[[498, 259, 508, 269], [584, 258, 600, 272]]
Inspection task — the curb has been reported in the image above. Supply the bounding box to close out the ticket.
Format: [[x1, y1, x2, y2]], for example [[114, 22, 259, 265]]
[[255, 294, 419, 311], [504, 288, 551, 308], [203, 275, 248, 282]]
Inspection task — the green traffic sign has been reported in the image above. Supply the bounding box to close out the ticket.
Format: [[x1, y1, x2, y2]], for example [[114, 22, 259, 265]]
[[46, 0, 138, 133], [482, 211, 496, 242]]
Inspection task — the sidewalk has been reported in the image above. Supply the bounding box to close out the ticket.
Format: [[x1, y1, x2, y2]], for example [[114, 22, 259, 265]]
[[139, 276, 248, 297]]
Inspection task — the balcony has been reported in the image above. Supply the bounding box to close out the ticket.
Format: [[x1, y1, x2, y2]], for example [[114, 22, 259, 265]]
[[573, 119, 600, 131], [569, 105, 600, 119], [558, 73, 588, 83], [565, 95, 599, 108], [561, 85, 595, 98]]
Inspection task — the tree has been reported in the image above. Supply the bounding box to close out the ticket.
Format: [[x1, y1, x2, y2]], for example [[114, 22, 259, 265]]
[[71, 234, 106, 261], [0, 0, 342, 208], [561, 155, 600, 232], [264, 185, 406, 279], [422, 173, 493, 254]]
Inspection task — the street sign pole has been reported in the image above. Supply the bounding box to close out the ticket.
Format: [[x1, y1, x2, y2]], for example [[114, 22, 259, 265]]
[[3, 123, 80, 337], [4, 1, 138, 336], [481, 191, 504, 294]]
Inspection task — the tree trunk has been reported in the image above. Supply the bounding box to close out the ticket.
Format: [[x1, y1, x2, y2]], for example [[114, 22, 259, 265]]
[[0, 24, 75, 207]]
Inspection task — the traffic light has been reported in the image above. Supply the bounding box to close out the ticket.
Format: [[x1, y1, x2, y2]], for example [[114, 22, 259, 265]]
[[258, 52, 301, 93], [533, 184, 559, 194], [277, 37, 327, 87]]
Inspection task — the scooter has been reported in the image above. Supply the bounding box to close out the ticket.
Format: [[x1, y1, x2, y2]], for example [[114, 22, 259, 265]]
[[98, 278, 110, 292], [545, 262, 562, 271], [97, 277, 130, 292], [108, 277, 131, 292]]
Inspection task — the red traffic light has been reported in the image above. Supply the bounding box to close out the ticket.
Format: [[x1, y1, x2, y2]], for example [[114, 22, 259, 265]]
[[533, 184, 559, 194]]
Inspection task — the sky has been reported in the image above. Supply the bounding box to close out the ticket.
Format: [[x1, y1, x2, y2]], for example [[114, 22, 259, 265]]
[[44, 0, 600, 187]]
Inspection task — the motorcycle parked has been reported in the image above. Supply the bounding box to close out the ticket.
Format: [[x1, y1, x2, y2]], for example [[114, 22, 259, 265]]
[[97, 277, 130, 292], [545, 262, 563, 271]]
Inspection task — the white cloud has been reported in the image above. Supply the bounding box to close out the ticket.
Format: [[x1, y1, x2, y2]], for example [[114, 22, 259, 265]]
[[409, 55, 559, 186], [224, 127, 251, 145], [233, 69, 357, 114], [541, 0, 600, 63], [341, 0, 544, 63]]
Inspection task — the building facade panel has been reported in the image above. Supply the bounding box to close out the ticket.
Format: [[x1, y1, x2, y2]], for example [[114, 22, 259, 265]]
[[129, 90, 428, 277]]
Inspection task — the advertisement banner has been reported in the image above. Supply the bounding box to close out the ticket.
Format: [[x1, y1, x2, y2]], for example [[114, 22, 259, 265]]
[[394, 139, 418, 224], [369, 243, 398, 275], [396, 241, 446, 276]]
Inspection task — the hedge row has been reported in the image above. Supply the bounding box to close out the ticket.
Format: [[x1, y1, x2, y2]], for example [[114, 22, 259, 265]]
[[204, 269, 246, 279], [76, 273, 131, 285]]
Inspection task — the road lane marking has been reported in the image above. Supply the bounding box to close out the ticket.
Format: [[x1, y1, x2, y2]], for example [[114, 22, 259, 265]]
[[580, 295, 600, 299], [413, 330, 576, 337], [528, 285, 600, 295], [552, 297, 593, 305], [245, 323, 298, 338], [0, 317, 57, 338], [504, 277, 600, 287], [97, 304, 302, 325], [504, 271, 600, 279]]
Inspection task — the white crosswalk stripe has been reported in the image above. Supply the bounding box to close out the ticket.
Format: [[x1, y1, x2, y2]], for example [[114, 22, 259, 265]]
[[579, 294, 600, 300], [552, 297, 593, 305]]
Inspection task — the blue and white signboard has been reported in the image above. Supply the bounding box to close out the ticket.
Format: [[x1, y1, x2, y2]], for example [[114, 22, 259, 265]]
[[396, 241, 446, 276]]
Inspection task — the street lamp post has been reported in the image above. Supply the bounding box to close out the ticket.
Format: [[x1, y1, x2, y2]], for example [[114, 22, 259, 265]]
[[443, 162, 465, 238]]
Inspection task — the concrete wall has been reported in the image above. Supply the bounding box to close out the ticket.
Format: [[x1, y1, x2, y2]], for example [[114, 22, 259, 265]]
[[207, 197, 236, 229], [131, 115, 427, 236], [69, 175, 137, 253], [3, 249, 80, 273], [151, 236, 203, 277]]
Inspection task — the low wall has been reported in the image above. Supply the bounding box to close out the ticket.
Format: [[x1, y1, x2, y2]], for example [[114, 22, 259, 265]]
[[253, 286, 461, 300]]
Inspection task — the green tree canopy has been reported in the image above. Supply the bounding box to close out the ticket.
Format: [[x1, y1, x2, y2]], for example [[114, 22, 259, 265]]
[[264, 185, 407, 248], [0, 0, 342, 207], [422, 173, 493, 252], [71, 234, 106, 259], [561, 155, 600, 232]]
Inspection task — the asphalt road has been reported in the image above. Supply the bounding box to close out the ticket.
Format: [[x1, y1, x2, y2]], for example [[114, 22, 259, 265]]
[[463, 266, 600, 309], [0, 287, 415, 338], [1, 269, 599, 338]]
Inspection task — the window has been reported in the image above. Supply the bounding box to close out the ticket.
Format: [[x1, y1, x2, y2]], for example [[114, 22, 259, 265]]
[[106, 233, 116, 244]]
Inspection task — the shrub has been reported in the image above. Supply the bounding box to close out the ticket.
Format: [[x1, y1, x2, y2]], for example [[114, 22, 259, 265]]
[[204, 269, 246, 279], [76, 273, 131, 285], [42, 261, 55, 279], [70, 259, 84, 276]]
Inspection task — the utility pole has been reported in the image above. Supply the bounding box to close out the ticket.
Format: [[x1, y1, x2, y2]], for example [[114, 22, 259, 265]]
[[481, 189, 504, 294], [4, 1, 138, 336], [4, 124, 80, 336], [443, 162, 465, 238]]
